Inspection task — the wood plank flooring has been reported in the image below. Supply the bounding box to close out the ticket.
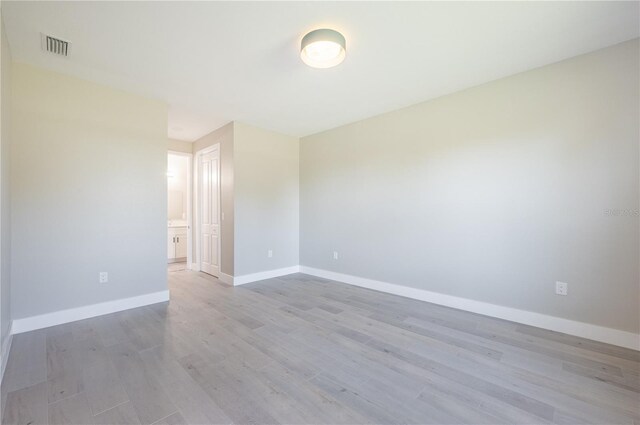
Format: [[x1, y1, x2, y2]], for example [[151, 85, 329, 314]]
[[2, 269, 639, 424]]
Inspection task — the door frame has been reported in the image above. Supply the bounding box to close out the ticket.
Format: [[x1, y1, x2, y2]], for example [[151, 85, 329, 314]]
[[193, 143, 221, 274], [168, 150, 193, 268]]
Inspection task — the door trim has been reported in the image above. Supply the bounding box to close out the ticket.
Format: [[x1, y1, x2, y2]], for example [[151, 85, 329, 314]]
[[168, 150, 193, 268], [193, 144, 221, 274]]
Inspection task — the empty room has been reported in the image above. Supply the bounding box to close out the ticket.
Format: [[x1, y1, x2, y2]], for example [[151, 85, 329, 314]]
[[0, 1, 639, 424]]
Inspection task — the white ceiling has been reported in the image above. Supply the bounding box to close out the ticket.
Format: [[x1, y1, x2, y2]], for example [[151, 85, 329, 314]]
[[3, 1, 639, 141]]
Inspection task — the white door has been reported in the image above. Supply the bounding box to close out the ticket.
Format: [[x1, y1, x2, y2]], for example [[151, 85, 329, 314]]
[[198, 148, 220, 276]]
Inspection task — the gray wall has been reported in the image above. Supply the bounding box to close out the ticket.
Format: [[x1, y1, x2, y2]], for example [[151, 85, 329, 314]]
[[1, 11, 12, 362], [300, 40, 639, 333], [234, 122, 299, 276], [193, 122, 235, 276], [11, 63, 168, 319]]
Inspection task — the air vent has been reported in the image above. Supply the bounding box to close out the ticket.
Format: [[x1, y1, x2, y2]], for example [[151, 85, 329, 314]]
[[41, 33, 71, 57]]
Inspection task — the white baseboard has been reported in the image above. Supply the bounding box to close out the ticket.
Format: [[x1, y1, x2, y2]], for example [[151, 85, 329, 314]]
[[218, 272, 234, 285], [6, 265, 637, 350], [300, 266, 640, 351], [1, 325, 13, 384], [11, 290, 170, 335], [233, 266, 301, 286], [190, 263, 199, 271]]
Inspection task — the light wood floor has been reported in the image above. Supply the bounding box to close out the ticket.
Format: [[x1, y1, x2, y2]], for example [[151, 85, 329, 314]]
[[2, 269, 639, 425]]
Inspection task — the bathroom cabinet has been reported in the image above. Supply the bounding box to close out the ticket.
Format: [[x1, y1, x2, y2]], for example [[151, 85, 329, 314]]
[[168, 226, 187, 262]]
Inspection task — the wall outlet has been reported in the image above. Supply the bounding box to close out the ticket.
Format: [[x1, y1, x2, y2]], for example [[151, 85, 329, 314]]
[[555, 281, 568, 296], [268, 249, 273, 258], [99, 272, 109, 284], [333, 251, 339, 260]]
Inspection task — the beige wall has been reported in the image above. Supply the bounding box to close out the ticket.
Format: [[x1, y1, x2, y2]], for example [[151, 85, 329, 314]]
[[11, 63, 169, 319], [1, 10, 12, 371], [192, 121, 300, 277], [233, 122, 299, 276], [300, 40, 640, 333], [193, 122, 234, 275], [168, 138, 193, 154]]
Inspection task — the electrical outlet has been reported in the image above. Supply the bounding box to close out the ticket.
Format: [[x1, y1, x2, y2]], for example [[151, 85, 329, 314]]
[[333, 251, 339, 260], [268, 249, 273, 258], [99, 272, 109, 284], [555, 281, 568, 296]]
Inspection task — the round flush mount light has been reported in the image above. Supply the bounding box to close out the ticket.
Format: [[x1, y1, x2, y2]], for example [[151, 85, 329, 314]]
[[300, 28, 346, 69]]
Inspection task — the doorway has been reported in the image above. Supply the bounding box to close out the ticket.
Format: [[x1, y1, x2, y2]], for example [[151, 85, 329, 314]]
[[194, 144, 221, 277], [167, 151, 192, 268]]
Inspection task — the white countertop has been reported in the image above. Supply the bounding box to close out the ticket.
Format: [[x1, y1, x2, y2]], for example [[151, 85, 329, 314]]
[[168, 220, 187, 228]]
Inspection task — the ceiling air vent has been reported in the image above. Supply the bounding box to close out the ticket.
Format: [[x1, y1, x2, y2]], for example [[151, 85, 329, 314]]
[[41, 33, 71, 57]]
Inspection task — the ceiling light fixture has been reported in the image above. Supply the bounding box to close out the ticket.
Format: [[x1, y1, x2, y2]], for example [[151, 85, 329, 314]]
[[300, 28, 346, 69]]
